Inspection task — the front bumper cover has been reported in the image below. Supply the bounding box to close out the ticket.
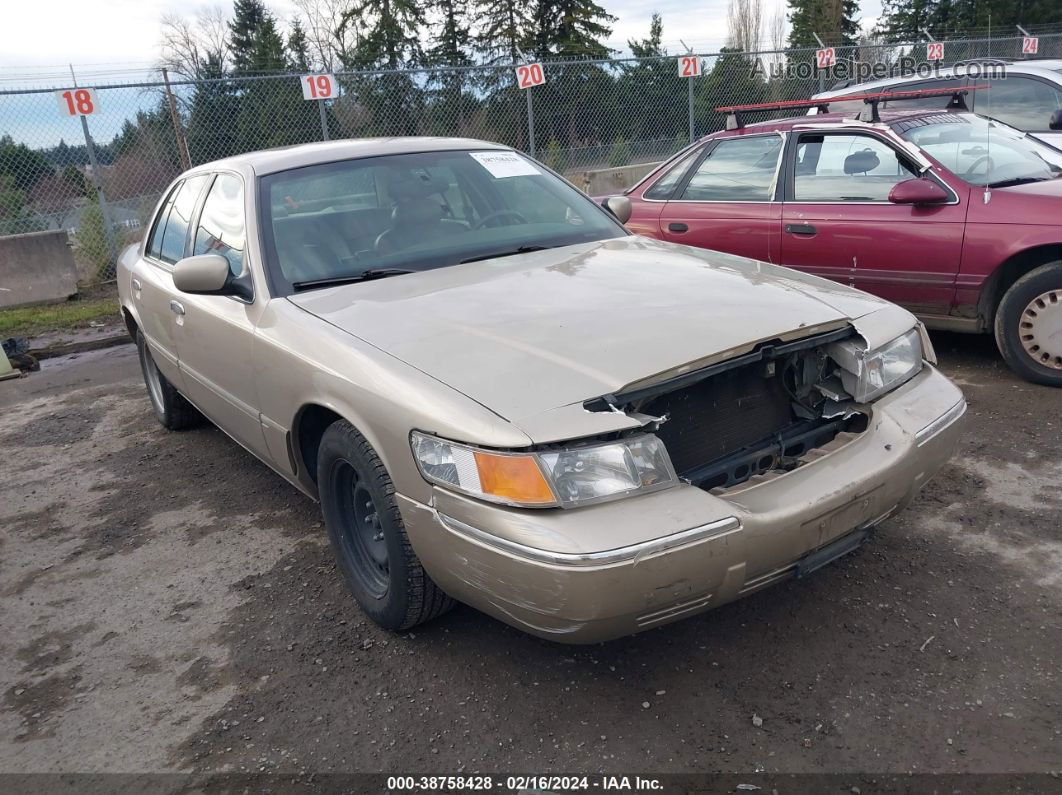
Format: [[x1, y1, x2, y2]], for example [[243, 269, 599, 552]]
[[398, 365, 966, 643]]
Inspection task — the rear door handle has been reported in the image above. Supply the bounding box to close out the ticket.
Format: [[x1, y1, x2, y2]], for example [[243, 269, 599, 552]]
[[785, 223, 817, 236], [169, 300, 186, 316], [667, 222, 689, 233]]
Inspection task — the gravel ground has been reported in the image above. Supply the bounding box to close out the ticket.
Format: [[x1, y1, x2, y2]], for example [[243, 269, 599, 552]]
[[0, 334, 1059, 778]]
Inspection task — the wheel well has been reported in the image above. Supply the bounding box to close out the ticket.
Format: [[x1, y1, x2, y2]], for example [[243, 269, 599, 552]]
[[294, 404, 343, 485], [980, 245, 1062, 325], [121, 306, 138, 340]]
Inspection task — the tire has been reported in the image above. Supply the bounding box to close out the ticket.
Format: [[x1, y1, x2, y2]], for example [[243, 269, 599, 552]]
[[317, 420, 453, 631], [994, 261, 1062, 387], [135, 330, 204, 430]]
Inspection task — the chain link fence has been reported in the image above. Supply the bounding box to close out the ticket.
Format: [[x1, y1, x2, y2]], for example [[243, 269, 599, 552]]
[[2, 32, 1062, 282]]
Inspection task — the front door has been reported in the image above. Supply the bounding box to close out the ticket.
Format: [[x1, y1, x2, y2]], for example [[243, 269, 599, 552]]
[[170, 172, 268, 458], [658, 134, 784, 263], [132, 175, 210, 386], [780, 131, 966, 318]]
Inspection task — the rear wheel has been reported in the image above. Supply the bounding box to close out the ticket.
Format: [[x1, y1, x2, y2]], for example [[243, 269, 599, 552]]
[[317, 419, 453, 631], [135, 330, 203, 430], [994, 261, 1062, 387]]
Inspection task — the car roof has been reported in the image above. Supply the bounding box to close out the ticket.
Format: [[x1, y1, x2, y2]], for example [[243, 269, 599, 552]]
[[814, 58, 1062, 98], [188, 137, 511, 177], [700, 108, 962, 139]]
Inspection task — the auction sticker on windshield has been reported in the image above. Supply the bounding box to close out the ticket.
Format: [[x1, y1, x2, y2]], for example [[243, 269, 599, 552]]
[[469, 151, 540, 178]]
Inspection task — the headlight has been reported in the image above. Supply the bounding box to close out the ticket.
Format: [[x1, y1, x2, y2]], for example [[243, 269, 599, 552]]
[[410, 431, 677, 508], [828, 328, 924, 403]]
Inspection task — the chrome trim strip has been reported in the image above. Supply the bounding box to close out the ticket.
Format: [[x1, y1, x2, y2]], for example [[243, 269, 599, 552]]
[[915, 398, 967, 446], [436, 512, 742, 567]]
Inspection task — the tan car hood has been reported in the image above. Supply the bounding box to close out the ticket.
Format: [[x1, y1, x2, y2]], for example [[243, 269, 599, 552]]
[[288, 236, 897, 424]]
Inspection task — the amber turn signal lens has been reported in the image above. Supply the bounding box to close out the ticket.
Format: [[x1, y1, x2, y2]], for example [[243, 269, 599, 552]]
[[473, 451, 556, 505]]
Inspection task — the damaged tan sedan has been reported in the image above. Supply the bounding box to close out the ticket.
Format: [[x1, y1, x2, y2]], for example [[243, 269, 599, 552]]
[[118, 138, 966, 643]]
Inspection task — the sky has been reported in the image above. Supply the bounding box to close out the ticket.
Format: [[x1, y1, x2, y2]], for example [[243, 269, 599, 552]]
[[0, 0, 886, 84]]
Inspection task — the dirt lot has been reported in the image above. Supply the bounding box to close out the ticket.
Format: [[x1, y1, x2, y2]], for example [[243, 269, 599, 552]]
[[1, 334, 1059, 777]]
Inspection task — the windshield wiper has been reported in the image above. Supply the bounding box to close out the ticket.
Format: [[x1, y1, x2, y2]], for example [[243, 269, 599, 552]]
[[986, 176, 1050, 188], [459, 245, 553, 264], [291, 268, 415, 291]]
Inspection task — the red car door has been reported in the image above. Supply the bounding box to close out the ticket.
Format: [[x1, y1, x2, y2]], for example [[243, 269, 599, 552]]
[[780, 130, 967, 318], [655, 134, 784, 262]]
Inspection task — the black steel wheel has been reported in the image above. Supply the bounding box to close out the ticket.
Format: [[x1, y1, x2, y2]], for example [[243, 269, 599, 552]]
[[316, 419, 454, 630]]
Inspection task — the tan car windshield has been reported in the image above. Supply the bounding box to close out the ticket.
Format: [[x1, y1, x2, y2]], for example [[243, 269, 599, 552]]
[[260, 149, 624, 291]]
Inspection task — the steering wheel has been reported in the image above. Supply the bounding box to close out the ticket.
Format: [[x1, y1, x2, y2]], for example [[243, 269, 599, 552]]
[[472, 210, 528, 230], [964, 155, 995, 179]]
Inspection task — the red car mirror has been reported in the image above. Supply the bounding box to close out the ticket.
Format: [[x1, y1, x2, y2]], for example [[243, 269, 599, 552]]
[[889, 178, 950, 206]]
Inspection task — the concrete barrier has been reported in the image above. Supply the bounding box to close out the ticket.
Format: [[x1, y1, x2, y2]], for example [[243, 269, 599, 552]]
[[0, 230, 78, 308], [574, 161, 663, 196]]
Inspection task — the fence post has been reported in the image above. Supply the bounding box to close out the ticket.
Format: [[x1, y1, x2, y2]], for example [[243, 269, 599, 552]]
[[318, 99, 330, 141], [70, 65, 117, 264], [526, 87, 536, 158], [687, 74, 695, 144], [162, 68, 191, 170]]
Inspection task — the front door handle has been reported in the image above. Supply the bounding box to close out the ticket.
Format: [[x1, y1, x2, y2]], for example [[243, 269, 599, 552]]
[[785, 223, 817, 236], [131, 278, 142, 292], [667, 222, 689, 233], [169, 300, 186, 316]]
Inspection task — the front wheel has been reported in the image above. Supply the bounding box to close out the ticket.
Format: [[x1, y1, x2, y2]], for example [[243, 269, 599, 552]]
[[994, 261, 1062, 387], [317, 420, 453, 631]]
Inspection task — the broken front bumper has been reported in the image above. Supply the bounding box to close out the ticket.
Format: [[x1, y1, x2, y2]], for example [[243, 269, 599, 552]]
[[398, 365, 966, 644]]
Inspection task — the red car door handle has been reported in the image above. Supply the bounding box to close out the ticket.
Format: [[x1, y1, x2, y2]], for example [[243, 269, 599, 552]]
[[668, 222, 688, 233], [785, 223, 817, 236]]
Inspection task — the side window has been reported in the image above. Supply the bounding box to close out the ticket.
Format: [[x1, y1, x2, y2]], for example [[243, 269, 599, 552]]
[[146, 183, 180, 261], [678, 136, 783, 201], [792, 134, 919, 202], [977, 77, 1062, 131], [194, 174, 246, 277], [158, 175, 209, 265], [643, 149, 700, 200]]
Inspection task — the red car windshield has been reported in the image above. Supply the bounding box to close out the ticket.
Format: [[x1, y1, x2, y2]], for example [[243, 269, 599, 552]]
[[898, 113, 1062, 187]]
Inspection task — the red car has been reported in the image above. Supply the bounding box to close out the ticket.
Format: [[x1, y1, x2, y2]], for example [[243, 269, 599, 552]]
[[620, 99, 1062, 386]]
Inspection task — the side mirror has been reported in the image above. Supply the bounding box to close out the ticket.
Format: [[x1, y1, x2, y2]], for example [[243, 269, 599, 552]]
[[888, 178, 950, 206], [601, 195, 632, 224], [173, 254, 235, 294], [1050, 110, 1062, 131]]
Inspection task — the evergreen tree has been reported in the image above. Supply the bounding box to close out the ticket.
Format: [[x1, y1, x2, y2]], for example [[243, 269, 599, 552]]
[[878, 0, 1057, 40], [342, 0, 425, 69], [187, 52, 242, 162], [617, 14, 686, 150], [787, 0, 860, 47], [528, 0, 616, 60], [476, 0, 532, 64], [229, 0, 284, 75], [428, 0, 472, 68], [288, 16, 313, 71]]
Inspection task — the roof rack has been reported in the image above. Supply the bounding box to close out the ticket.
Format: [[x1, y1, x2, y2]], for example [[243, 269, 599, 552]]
[[717, 84, 988, 129]]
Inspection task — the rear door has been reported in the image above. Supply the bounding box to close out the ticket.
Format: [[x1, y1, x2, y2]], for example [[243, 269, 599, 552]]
[[170, 172, 269, 458], [132, 175, 211, 386], [780, 130, 966, 317], [658, 134, 784, 262]]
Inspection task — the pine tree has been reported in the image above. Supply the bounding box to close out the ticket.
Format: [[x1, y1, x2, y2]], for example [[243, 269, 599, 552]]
[[288, 16, 312, 71], [617, 14, 685, 147], [528, 0, 616, 60], [476, 1, 532, 64], [877, 0, 1058, 40], [229, 0, 277, 75], [342, 0, 425, 69], [787, 0, 860, 48]]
